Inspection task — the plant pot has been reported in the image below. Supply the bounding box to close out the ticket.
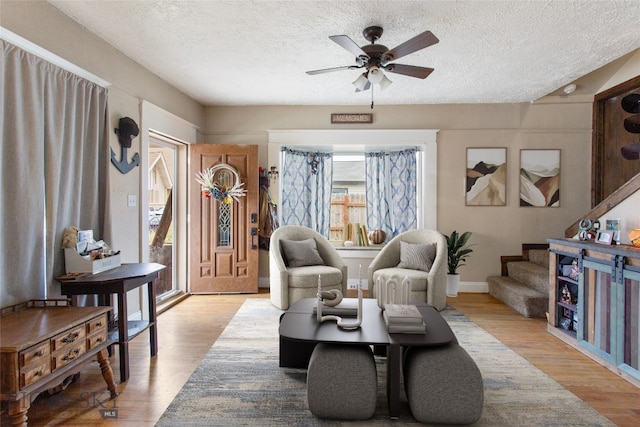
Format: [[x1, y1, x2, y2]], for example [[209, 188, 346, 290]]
[[446, 274, 460, 297]]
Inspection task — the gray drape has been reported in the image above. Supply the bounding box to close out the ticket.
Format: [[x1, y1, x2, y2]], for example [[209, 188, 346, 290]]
[[1, 40, 109, 306]]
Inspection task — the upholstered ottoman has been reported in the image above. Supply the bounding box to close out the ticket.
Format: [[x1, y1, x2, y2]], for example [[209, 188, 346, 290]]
[[403, 343, 484, 424], [306, 343, 377, 420]]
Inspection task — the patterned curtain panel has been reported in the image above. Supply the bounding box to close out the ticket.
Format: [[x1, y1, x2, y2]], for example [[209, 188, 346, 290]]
[[365, 148, 417, 241], [281, 147, 333, 237]]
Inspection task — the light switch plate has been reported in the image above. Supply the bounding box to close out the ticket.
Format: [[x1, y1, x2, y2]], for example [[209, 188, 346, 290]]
[[127, 194, 137, 207]]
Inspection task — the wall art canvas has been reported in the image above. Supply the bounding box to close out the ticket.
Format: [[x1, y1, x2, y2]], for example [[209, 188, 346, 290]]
[[466, 148, 507, 206], [520, 149, 560, 207]]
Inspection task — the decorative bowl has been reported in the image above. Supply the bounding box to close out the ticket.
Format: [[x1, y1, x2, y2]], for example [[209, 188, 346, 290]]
[[629, 229, 640, 248]]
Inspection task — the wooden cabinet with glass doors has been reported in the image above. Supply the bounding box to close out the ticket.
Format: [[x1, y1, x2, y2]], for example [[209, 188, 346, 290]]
[[548, 238, 640, 388]]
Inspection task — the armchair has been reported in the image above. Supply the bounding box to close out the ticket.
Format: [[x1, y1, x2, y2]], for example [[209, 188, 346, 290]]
[[269, 225, 348, 310], [368, 229, 447, 311]]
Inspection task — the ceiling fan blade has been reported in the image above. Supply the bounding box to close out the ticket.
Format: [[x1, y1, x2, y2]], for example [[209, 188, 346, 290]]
[[306, 65, 359, 75], [329, 35, 369, 60], [383, 64, 434, 79], [382, 31, 439, 62]]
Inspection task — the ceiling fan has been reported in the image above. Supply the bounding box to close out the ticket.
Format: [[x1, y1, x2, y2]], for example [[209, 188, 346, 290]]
[[306, 26, 439, 95]]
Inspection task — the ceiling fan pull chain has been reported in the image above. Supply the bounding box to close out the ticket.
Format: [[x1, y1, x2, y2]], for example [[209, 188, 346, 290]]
[[371, 85, 374, 109]]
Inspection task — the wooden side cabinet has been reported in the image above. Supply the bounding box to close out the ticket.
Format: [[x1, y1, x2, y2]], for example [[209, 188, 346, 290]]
[[1, 300, 118, 427], [548, 238, 640, 388]]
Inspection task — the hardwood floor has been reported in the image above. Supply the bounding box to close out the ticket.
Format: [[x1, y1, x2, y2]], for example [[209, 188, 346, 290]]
[[3, 291, 639, 426]]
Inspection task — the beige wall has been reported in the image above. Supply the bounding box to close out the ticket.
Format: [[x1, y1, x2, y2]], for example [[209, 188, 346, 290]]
[[204, 102, 594, 284]]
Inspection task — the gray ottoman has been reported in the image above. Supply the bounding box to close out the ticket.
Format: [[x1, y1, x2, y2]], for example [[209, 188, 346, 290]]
[[403, 343, 484, 424], [307, 343, 377, 420]]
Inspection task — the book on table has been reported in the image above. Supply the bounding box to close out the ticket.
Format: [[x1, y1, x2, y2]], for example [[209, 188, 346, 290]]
[[383, 304, 426, 334], [384, 304, 424, 324], [387, 322, 426, 334]]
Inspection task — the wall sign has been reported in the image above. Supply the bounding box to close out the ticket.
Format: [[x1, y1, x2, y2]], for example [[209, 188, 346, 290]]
[[331, 113, 373, 124]]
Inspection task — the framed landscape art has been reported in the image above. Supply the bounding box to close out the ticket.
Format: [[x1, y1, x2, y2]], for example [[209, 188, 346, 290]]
[[466, 148, 507, 206], [519, 149, 560, 207]]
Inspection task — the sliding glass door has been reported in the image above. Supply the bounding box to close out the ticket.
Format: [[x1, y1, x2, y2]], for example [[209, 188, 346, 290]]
[[148, 137, 179, 300]]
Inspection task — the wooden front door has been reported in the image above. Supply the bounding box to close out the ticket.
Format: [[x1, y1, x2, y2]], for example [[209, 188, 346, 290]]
[[189, 144, 259, 293]]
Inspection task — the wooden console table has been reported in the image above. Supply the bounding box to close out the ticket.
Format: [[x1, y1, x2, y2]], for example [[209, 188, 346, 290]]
[[1, 300, 118, 427], [57, 263, 165, 382]]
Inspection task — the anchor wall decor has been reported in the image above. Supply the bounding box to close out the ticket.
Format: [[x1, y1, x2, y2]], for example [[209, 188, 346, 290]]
[[111, 116, 140, 174]]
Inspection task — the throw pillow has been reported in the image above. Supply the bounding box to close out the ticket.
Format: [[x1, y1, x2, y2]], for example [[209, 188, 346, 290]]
[[397, 241, 436, 272], [280, 238, 325, 267]]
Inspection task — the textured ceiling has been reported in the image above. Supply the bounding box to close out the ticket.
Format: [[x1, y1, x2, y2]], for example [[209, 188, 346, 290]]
[[47, 0, 640, 106]]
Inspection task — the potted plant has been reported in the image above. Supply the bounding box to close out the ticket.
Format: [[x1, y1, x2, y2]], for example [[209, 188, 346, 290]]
[[445, 230, 473, 297]]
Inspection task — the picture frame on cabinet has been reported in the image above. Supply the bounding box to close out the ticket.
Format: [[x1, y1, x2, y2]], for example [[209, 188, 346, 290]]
[[605, 219, 620, 243], [595, 230, 614, 245]]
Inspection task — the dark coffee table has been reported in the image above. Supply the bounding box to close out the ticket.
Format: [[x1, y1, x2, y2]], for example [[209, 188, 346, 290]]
[[279, 298, 455, 419]]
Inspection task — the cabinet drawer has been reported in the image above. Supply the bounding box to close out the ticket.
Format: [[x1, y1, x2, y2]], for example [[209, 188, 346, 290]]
[[20, 361, 50, 389], [19, 341, 50, 368], [87, 329, 108, 350], [87, 314, 108, 335], [52, 326, 86, 352], [52, 342, 87, 370]]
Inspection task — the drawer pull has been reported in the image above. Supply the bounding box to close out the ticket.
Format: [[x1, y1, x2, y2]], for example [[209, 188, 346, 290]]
[[96, 337, 104, 343], [34, 349, 45, 357], [34, 369, 44, 377], [62, 349, 80, 361], [96, 321, 103, 327], [62, 332, 79, 343]]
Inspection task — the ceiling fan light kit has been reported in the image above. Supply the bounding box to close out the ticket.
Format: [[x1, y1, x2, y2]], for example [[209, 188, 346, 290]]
[[367, 66, 384, 84], [307, 25, 439, 106], [352, 73, 369, 91], [378, 74, 393, 91]]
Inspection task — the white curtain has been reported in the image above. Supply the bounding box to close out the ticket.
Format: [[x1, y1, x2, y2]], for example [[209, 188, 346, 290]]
[[281, 147, 333, 237], [1, 40, 110, 306], [365, 148, 417, 241]]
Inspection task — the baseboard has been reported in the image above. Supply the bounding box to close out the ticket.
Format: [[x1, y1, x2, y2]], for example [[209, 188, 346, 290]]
[[459, 281, 489, 293]]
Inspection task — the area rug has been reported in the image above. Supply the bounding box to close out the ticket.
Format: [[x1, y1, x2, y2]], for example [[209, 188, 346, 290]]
[[156, 299, 614, 426]]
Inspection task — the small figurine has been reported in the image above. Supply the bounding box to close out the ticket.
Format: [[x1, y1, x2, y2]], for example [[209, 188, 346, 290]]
[[561, 285, 572, 304], [569, 260, 579, 281]]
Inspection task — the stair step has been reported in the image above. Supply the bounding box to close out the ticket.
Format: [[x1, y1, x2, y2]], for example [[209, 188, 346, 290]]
[[487, 276, 548, 318], [507, 261, 548, 294], [528, 249, 549, 267]]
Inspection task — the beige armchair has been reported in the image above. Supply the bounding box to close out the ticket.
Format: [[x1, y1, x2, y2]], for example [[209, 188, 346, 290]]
[[269, 225, 348, 310], [368, 229, 447, 311]]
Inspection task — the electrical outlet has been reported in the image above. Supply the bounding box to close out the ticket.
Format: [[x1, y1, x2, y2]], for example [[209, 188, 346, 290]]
[[127, 194, 137, 207]]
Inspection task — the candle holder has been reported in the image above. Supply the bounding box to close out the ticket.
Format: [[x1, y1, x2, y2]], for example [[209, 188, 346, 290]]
[[316, 268, 363, 330]]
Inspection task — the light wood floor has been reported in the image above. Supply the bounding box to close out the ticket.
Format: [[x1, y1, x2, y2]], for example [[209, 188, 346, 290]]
[[4, 291, 639, 426]]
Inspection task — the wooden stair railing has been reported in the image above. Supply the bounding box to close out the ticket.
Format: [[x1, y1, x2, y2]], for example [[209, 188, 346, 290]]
[[565, 171, 640, 238]]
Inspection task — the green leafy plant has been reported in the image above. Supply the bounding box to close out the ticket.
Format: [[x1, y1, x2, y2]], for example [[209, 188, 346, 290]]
[[445, 231, 473, 275]]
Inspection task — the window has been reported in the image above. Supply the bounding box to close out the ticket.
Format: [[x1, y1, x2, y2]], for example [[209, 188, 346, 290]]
[[268, 129, 439, 232], [330, 155, 366, 241]]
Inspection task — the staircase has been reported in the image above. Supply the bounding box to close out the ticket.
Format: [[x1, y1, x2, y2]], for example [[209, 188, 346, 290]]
[[486, 246, 549, 318]]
